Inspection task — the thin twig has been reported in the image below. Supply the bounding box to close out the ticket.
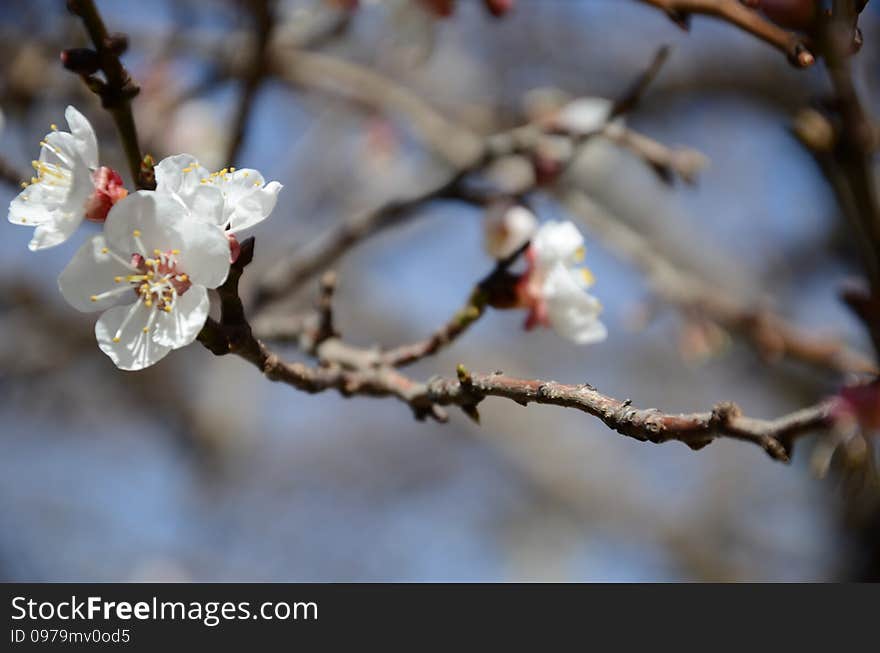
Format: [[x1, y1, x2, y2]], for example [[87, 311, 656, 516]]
[[224, 0, 274, 166], [204, 247, 833, 462], [637, 0, 815, 66], [67, 0, 149, 188], [0, 155, 24, 189]]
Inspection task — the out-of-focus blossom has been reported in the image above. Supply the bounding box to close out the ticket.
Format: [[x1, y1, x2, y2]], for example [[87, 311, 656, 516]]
[[832, 380, 880, 433], [58, 191, 230, 370], [515, 220, 606, 345], [483, 201, 537, 259], [8, 106, 127, 250], [161, 101, 226, 172], [552, 97, 615, 136]]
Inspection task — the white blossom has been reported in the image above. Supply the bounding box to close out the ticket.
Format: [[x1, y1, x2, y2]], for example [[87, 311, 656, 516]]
[[553, 97, 615, 136], [484, 203, 538, 259], [58, 191, 230, 371], [8, 106, 106, 250], [154, 153, 282, 237], [518, 220, 606, 345]]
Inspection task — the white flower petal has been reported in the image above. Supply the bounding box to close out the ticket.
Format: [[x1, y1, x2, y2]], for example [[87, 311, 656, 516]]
[[173, 218, 231, 288], [154, 153, 210, 209], [8, 190, 55, 227], [9, 114, 96, 250], [532, 220, 585, 267], [40, 130, 80, 170], [58, 235, 134, 312], [96, 303, 172, 371], [186, 184, 226, 226], [64, 105, 99, 169], [484, 204, 537, 259], [555, 97, 613, 135], [227, 180, 282, 234], [549, 311, 608, 345], [153, 285, 209, 349], [29, 215, 84, 252], [104, 190, 186, 252], [542, 263, 606, 345]]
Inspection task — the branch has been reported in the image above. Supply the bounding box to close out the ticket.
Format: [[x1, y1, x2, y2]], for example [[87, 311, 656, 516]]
[[66, 0, 150, 189], [205, 245, 833, 462], [637, 0, 815, 66], [602, 124, 708, 185], [0, 155, 24, 189], [253, 170, 473, 309], [562, 189, 877, 376], [224, 0, 274, 166], [269, 47, 485, 169], [817, 2, 880, 355]]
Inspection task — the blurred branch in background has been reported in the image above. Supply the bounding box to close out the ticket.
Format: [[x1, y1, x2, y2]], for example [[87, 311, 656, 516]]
[[561, 189, 877, 377], [638, 0, 815, 65]]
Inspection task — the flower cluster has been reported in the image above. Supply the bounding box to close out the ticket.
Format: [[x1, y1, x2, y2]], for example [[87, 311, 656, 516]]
[[483, 211, 607, 346], [8, 106, 282, 370]]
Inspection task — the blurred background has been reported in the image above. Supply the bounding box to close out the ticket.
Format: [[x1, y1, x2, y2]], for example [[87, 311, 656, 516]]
[[0, 0, 878, 581]]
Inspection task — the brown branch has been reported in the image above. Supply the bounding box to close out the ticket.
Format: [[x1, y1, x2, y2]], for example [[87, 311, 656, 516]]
[[637, 0, 815, 66], [204, 245, 833, 462], [66, 0, 150, 189], [562, 189, 877, 376], [252, 170, 473, 309], [251, 115, 703, 310], [380, 288, 487, 367], [0, 155, 24, 189], [224, 0, 274, 167], [602, 125, 708, 185], [817, 2, 880, 356], [268, 47, 485, 169]]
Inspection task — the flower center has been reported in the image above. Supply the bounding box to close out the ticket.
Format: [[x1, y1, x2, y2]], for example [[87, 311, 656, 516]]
[[89, 230, 193, 342]]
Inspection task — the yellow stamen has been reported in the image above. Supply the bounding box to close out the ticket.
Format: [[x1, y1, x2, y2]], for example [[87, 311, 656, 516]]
[[90, 295, 98, 302], [171, 249, 180, 255], [133, 230, 141, 237], [182, 166, 193, 173], [112, 337, 121, 343], [581, 268, 595, 286], [114, 276, 123, 283], [50, 123, 58, 131], [574, 246, 586, 263], [101, 247, 109, 254]]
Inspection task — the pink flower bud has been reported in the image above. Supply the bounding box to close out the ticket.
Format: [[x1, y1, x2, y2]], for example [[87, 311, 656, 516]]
[[228, 233, 242, 264], [833, 380, 880, 433], [84, 166, 128, 223]]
